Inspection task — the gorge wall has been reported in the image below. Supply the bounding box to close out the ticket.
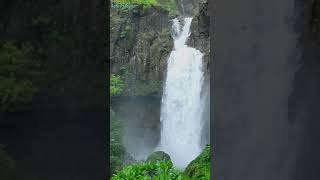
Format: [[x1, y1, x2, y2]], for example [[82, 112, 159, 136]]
[[110, 5, 173, 97], [111, 0, 209, 97]]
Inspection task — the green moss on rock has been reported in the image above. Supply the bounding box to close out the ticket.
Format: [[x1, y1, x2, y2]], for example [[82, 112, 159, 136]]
[[110, 2, 174, 97], [146, 151, 171, 163], [185, 144, 210, 180]]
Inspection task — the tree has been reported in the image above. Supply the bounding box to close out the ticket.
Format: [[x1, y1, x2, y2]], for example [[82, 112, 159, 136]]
[[110, 109, 126, 175], [0, 41, 42, 111], [110, 74, 125, 97]]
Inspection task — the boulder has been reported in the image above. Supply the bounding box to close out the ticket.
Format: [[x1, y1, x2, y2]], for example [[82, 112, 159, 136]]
[[146, 151, 171, 163]]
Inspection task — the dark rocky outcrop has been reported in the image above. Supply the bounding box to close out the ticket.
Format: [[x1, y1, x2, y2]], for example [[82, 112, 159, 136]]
[[188, 0, 210, 78], [111, 1, 209, 96], [146, 151, 171, 162], [121, 151, 136, 167], [111, 5, 174, 96], [110, 5, 171, 164]]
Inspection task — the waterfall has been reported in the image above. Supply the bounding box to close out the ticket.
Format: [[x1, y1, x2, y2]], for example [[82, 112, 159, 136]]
[[156, 17, 205, 169], [180, 0, 185, 15]]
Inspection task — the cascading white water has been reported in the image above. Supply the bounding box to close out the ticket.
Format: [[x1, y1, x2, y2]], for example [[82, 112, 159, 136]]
[[157, 17, 205, 169]]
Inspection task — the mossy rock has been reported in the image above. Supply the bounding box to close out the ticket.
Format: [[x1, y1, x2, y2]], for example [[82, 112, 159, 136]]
[[0, 148, 15, 180], [185, 144, 210, 179], [146, 151, 171, 163]]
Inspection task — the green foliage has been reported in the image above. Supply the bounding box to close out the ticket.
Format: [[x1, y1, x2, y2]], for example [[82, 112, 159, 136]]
[[0, 41, 43, 111], [155, 0, 177, 13], [111, 160, 187, 179], [0, 148, 15, 180], [185, 144, 210, 180], [112, 0, 157, 7], [110, 109, 126, 174], [112, 0, 177, 13], [110, 74, 125, 97], [47, 30, 69, 43]]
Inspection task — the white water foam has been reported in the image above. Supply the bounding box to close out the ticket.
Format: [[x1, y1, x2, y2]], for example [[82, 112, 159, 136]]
[[156, 17, 205, 169]]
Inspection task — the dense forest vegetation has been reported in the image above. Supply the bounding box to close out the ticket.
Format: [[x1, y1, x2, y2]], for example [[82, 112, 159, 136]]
[[0, 42, 43, 112], [0, 0, 106, 179], [112, 0, 177, 12]]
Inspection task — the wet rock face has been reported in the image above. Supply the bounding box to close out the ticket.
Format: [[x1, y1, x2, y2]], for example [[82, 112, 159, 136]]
[[176, 0, 199, 16], [188, 0, 210, 78], [111, 5, 174, 96], [111, 1, 210, 96]]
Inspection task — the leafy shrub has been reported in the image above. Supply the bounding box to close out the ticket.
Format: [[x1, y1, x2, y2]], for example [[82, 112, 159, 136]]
[[185, 144, 210, 180], [112, 0, 157, 7], [110, 109, 126, 174], [110, 74, 125, 97], [112, 0, 177, 12], [0, 41, 43, 111], [111, 160, 187, 179]]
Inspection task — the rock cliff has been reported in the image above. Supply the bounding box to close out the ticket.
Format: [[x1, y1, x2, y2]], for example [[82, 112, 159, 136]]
[[110, 0, 209, 96], [188, 0, 210, 78], [111, 5, 174, 96]]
